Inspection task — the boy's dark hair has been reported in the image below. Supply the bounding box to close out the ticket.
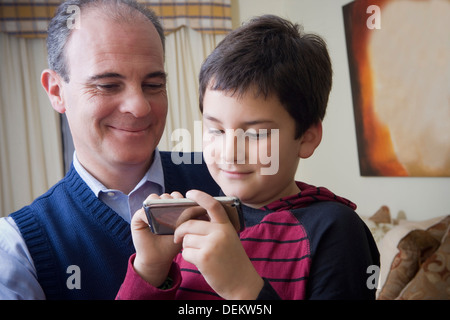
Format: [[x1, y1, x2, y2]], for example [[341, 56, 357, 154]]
[[199, 15, 332, 139], [47, 0, 165, 82]]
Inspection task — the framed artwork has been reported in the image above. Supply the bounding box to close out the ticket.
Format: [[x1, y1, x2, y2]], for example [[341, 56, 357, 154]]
[[343, 0, 450, 177]]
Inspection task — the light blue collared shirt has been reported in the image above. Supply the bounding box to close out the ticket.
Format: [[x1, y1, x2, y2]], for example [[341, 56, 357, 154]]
[[73, 150, 165, 223], [0, 150, 165, 299]]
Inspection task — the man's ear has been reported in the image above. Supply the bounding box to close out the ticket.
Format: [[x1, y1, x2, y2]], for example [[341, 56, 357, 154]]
[[41, 69, 66, 114], [298, 121, 323, 159]]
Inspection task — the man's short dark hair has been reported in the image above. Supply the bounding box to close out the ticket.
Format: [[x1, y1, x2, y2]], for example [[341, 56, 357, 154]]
[[47, 0, 165, 82], [199, 15, 332, 139]]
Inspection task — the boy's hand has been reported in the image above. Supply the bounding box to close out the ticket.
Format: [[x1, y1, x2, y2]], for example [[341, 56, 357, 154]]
[[131, 192, 183, 287], [174, 190, 264, 300]]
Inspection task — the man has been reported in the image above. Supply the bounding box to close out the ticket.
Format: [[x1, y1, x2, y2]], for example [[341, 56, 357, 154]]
[[0, 0, 219, 299]]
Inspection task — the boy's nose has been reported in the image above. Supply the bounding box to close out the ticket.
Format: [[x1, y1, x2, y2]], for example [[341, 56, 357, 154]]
[[222, 130, 246, 164]]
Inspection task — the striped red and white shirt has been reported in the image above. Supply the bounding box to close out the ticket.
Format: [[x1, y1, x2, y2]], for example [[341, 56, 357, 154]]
[[117, 182, 379, 300]]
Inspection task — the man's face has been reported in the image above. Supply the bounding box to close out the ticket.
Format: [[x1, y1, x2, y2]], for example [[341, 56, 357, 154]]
[[60, 10, 167, 179]]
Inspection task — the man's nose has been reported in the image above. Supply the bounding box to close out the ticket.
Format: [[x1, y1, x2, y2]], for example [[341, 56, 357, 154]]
[[119, 86, 151, 117]]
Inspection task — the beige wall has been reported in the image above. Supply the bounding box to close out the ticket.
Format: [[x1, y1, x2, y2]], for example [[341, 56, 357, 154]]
[[232, 0, 450, 221]]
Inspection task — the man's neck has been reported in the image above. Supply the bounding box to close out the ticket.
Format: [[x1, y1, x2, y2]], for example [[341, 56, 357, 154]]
[[75, 153, 153, 195], [100, 165, 149, 194]]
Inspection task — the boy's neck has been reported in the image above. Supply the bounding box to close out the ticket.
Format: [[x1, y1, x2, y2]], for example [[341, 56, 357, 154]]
[[243, 181, 301, 209]]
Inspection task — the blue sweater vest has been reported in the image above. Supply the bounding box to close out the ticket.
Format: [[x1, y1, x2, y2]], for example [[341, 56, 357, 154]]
[[10, 152, 220, 299]]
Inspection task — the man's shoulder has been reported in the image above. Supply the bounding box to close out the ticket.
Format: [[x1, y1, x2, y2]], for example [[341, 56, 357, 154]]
[[9, 166, 86, 219]]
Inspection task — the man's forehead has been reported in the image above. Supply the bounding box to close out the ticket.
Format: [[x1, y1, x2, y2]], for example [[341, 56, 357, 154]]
[[64, 9, 164, 79], [75, 2, 150, 25], [65, 3, 160, 47]]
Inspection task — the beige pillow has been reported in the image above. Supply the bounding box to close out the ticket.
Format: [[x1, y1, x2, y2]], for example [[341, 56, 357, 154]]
[[360, 206, 396, 249], [377, 216, 445, 295], [369, 205, 392, 224], [378, 229, 440, 300], [427, 216, 450, 242], [397, 226, 450, 300]]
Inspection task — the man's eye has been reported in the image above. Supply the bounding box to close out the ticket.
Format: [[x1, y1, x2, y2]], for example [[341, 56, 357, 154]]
[[97, 84, 119, 91], [143, 83, 165, 90]]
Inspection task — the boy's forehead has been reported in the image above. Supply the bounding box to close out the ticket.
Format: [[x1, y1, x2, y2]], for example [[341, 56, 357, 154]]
[[205, 85, 277, 103], [203, 88, 286, 116]]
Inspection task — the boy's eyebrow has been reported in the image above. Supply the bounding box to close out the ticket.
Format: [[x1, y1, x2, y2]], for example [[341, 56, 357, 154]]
[[203, 114, 221, 123], [86, 71, 167, 82], [203, 114, 275, 126]]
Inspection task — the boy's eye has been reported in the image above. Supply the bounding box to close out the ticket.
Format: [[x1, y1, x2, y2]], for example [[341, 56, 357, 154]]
[[208, 128, 224, 136], [245, 129, 268, 140]]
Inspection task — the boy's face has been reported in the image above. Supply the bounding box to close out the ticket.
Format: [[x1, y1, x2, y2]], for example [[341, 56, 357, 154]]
[[202, 89, 305, 208]]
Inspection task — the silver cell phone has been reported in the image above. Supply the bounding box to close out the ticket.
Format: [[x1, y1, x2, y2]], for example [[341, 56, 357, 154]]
[[143, 196, 244, 235]]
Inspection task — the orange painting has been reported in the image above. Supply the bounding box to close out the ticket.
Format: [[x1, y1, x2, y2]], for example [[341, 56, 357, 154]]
[[343, 0, 450, 177]]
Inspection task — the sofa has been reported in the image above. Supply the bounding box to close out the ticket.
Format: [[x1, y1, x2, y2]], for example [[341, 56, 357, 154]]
[[360, 207, 449, 300]]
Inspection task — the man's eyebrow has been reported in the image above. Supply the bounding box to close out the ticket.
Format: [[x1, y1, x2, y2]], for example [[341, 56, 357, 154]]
[[144, 71, 167, 81], [86, 71, 167, 82], [87, 72, 124, 82]]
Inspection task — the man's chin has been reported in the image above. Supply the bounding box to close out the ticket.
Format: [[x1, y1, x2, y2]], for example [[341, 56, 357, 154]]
[[109, 149, 154, 168]]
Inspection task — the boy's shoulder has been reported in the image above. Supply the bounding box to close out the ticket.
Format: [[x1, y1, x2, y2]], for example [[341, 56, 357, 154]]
[[291, 200, 364, 233], [293, 200, 359, 221], [289, 200, 376, 255]]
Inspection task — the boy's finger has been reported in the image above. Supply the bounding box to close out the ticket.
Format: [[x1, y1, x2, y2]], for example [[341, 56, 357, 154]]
[[170, 191, 184, 198], [131, 208, 152, 232], [185, 190, 229, 224], [145, 193, 164, 201], [173, 219, 209, 244]]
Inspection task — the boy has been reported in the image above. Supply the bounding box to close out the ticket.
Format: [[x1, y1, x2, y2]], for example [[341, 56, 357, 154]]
[[117, 15, 379, 300]]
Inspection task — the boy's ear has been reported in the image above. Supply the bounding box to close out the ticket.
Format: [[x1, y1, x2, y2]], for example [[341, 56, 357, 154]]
[[298, 121, 323, 159], [41, 69, 66, 114]]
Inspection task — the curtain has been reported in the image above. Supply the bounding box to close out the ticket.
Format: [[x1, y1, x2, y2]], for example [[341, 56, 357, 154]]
[[0, 32, 64, 216], [0, 0, 232, 37], [160, 27, 225, 152], [0, 26, 225, 217]]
